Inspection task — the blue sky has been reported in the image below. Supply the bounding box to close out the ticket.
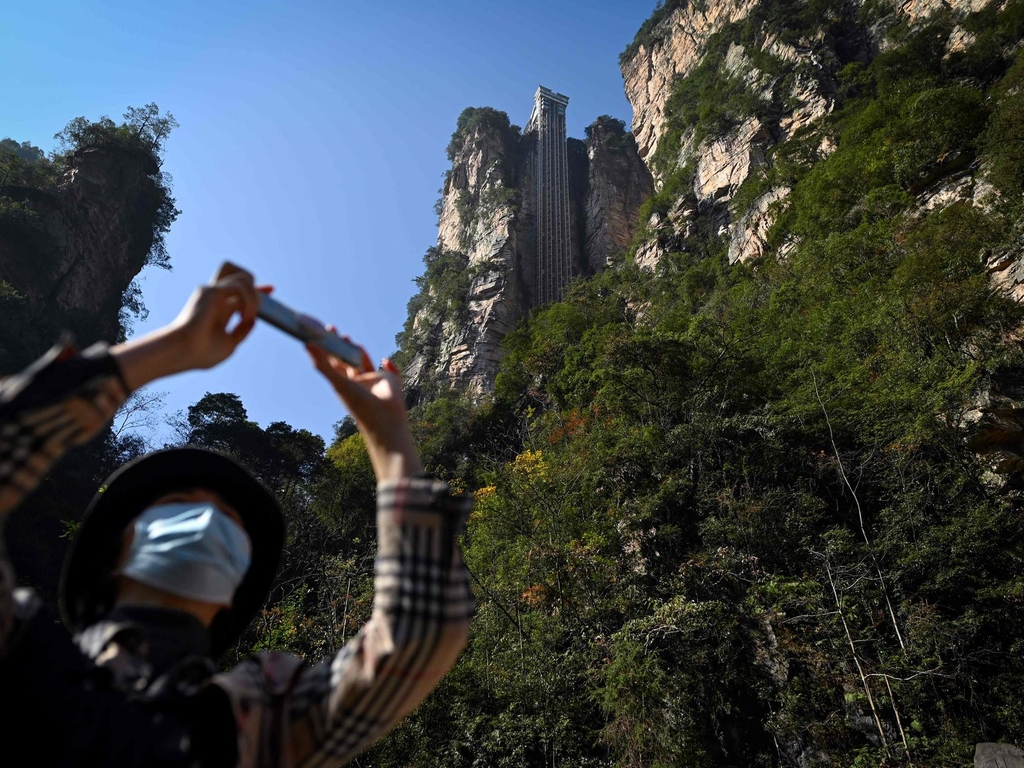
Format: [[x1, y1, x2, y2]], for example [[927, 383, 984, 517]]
[[3, 0, 656, 444]]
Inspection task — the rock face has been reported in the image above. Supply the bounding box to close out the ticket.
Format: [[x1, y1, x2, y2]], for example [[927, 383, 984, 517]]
[[620, 0, 760, 163], [621, 0, 999, 170], [0, 145, 164, 346], [584, 117, 655, 270], [964, 375, 1024, 490], [619, 0, 1003, 269], [975, 743, 1024, 768], [899, 0, 995, 21], [727, 186, 790, 264], [693, 118, 770, 203], [405, 113, 651, 398], [619, 2, 852, 267], [406, 120, 531, 398]]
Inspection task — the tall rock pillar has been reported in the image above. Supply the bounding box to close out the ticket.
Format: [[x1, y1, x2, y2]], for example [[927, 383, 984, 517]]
[[525, 86, 571, 304]]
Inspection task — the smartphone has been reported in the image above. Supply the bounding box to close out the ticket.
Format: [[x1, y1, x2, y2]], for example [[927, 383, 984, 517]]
[[257, 293, 364, 368]]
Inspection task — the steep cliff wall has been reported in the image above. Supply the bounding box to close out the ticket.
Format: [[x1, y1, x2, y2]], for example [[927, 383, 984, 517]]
[[402, 109, 651, 398], [620, 0, 1005, 269], [620, 0, 984, 174], [621, 0, 762, 164], [0, 146, 161, 329], [584, 117, 655, 271], [402, 111, 532, 398], [0, 139, 174, 367]]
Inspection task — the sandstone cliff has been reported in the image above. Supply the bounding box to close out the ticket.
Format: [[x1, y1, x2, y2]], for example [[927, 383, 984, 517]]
[[403, 111, 531, 399], [621, 0, 762, 164], [0, 141, 173, 363], [621, 0, 1008, 270], [402, 110, 651, 398], [584, 117, 655, 271]]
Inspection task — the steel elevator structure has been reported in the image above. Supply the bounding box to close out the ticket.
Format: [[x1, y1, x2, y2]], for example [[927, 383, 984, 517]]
[[525, 86, 571, 305]]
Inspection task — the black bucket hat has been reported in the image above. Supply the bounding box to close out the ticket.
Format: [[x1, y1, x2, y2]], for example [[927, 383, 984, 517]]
[[59, 447, 285, 656]]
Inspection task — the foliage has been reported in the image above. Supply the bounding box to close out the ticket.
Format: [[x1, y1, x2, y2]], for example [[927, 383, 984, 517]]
[[652, 30, 769, 176], [53, 103, 179, 272], [0, 142, 59, 210], [0, 138, 45, 163], [586, 116, 625, 140], [447, 107, 521, 162], [393, 246, 472, 370], [984, 49, 1024, 197], [54, 102, 178, 160], [0, 138, 57, 198], [373, 4, 1024, 766]]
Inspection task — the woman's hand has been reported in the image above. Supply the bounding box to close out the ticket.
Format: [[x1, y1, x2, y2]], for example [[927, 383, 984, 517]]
[[308, 340, 423, 484], [167, 263, 268, 371], [111, 264, 270, 392]]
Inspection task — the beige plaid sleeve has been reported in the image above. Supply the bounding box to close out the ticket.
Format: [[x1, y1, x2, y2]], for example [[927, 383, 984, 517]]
[[0, 338, 128, 655], [214, 478, 473, 768]]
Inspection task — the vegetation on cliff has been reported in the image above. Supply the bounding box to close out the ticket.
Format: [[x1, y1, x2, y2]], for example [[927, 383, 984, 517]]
[[0, 106, 179, 600], [393, 245, 474, 384], [447, 107, 522, 162], [620, 0, 690, 65], [2, 103, 179, 276], [445, 108, 522, 247], [360, 2, 1024, 765], [178, 6, 1024, 758]]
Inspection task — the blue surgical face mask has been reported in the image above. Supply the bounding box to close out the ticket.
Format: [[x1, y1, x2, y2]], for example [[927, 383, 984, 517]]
[[119, 502, 252, 605]]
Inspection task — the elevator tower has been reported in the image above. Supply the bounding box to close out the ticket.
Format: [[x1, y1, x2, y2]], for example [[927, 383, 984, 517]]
[[525, 86, 571, 305]]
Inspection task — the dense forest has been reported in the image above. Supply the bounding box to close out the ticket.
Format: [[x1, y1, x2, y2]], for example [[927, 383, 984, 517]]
[[371, 2, 1024, 763], [5, 0, 1024, 765]]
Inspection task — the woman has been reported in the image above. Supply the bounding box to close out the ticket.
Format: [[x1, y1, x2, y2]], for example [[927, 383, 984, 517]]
[[0, 264, 471, 767]]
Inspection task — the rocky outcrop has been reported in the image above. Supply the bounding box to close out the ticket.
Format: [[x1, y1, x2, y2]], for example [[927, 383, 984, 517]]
[[961, 355, 1024, 493], [618, 2, 849, 268], [898, 0, 997, 22], [728, 186, 790, 263], [975, 743, 1024, 768], [0, 144, 166, 347], [780, 72, 835, 140], [437, 125, 516, 259], [406, 120, 532, 398], [584, 117, 655, 270], [694, 119, 771, 203], [620, 0, 759, 163], [987, 222, 1024, 303], [621, 0, 1001, 177], [632, 191, 724, 272], [635, 235, 665, 274], [618, 0, 1004, 270]]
